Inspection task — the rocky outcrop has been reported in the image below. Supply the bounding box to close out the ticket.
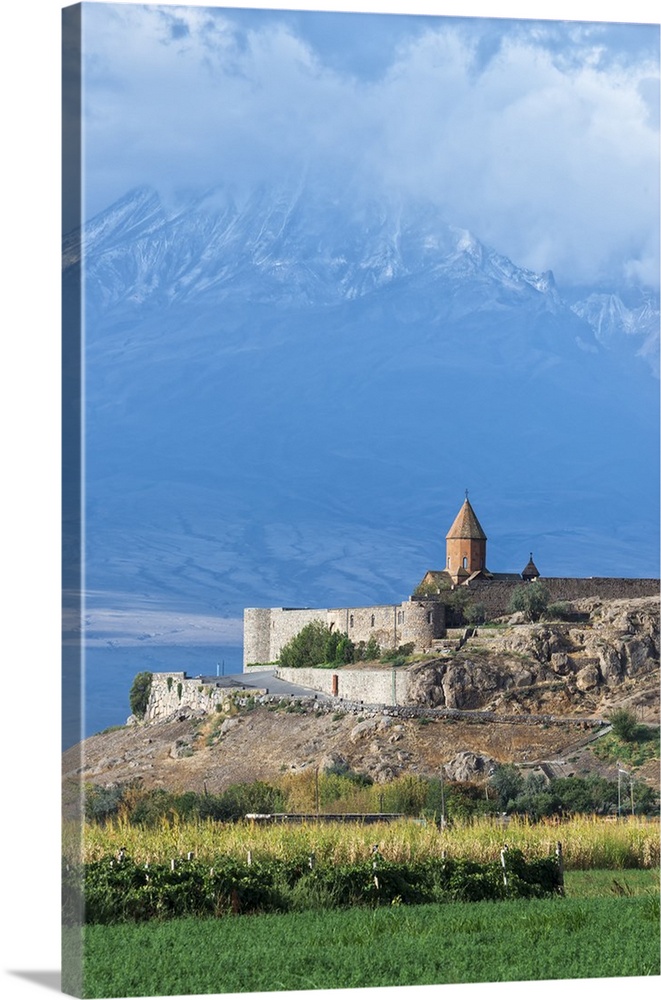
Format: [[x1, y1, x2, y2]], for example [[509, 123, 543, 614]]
[[405, 597, 658, 715], [444, 751, 496, 782]]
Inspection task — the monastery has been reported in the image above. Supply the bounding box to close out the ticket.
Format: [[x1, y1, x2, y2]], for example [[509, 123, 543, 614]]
[[243, 496, 658, 668]]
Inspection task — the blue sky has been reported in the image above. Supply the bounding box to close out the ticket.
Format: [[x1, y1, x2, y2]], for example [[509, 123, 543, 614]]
[[79, 2, 660, 289]]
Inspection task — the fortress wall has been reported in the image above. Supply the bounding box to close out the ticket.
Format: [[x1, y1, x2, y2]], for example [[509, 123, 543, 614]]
[[243, 608, 273, 667], [267, 607, 329, 665], [276, 666, 412, 706], [144, 673, 260, 723], [464, 577, 659, 617], [244, 580, 659, 669], [258, 603, 443, 667], [400, 600, 446, 649], [328, 604, 400, 651], [541, 578, 659, 603]]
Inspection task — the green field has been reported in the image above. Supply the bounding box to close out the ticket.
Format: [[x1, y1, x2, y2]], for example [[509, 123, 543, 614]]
[[78, 870, 659, 998]]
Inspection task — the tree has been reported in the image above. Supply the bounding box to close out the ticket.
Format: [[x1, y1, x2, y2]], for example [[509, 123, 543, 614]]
[[488, 764, 524, 811], [129, 671, 153, 719], [507, 581, 550, 622], [364, 635, 381, 660], [278, 621, 354, 668], [278, 621, 328, 668]]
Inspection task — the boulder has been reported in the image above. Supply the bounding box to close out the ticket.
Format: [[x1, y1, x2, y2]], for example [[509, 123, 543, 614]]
[[319, 753, 348, 772], [220, 717, 241, 735], [350, 716, 392, 741], [550, 652, 570, 675], [444, 751, 496, 781], [575, 664, 601, 691]]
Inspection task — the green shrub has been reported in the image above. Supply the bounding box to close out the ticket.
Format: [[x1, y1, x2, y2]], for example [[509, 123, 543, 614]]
[[608, 709, 639, 742], [381, 643, 415, 663], [129, 672, 152, 719], [279, 621, 355, 669], [465, 602, 487, 625], [75, 850, 563, 923], [507, 582, 550, 622], [84, 783, 128, 824], [546, 601, 572, 620]]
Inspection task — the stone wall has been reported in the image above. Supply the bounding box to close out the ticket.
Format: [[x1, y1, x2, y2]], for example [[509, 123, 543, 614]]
[[276, 665, 413, 705], [461, 577, 659, 618], [242, 608, 273, 668], [144, 672, 265, 723], [243, 601, 445, 667]]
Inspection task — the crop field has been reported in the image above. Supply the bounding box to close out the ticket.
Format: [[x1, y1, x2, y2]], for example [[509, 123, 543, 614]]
[[67, 816, 660, 996], [76, 882, 660, 997], [76, 814, 660, 870]]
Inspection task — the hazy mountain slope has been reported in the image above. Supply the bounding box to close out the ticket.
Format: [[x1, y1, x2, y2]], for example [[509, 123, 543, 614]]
[[63, 185, 659, 629]]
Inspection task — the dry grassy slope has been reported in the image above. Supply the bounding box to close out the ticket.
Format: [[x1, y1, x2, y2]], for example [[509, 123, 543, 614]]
[[63, 707, 587, 805], [62, 596, 659, 813]]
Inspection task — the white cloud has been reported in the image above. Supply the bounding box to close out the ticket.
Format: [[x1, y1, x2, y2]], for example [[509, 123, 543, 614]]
[[81, 5, 659, 289]]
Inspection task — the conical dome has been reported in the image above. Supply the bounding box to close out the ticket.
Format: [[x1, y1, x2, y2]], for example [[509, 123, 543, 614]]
[[522, 553, 540, 580], [445, 498, 487, 540]]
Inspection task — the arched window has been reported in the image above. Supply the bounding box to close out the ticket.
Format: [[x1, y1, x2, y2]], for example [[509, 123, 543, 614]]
[[427, 610, 433, 624], [371, 614, 375, 627], [462, 557, 468, 569], [349, 614, 354, 628]]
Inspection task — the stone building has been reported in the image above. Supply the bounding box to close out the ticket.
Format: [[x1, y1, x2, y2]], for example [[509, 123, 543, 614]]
[[243, 600, 446, 669]]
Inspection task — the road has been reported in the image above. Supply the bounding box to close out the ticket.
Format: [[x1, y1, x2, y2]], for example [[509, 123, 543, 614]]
[[194, 668, 331, 701]]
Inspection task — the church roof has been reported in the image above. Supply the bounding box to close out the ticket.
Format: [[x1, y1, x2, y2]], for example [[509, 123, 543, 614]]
[[522, 553, 540, 579], [445, 498, 487, 541]]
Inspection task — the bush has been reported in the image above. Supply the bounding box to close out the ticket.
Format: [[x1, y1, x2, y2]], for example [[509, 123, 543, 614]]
[[129, 672, 153, 719], [465, 602, 487, 625], [546, 601, 572, 620], [279, 621, 355, 669], [84, 783, 129, 824], [381, 643, 415, 663], [507, 582, 550, 622], [608, 708, 639, 742], [364, 636, 381, 660]]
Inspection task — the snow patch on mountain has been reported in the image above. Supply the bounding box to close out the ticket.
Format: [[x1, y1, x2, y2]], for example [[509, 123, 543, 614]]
[[570, 292, 660, 376]]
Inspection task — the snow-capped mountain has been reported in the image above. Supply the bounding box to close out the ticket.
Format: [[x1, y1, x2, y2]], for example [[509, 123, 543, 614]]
[[570, 291, 660, 377], [68, 185, 571, 313], [63, 183, 659, 641]]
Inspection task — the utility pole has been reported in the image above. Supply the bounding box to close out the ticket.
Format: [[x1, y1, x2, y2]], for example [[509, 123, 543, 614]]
[[439, 765, 446, 829]]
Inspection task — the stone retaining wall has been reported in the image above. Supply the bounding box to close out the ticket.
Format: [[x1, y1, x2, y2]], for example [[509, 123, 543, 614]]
[[275, 665, 411, 706], [144, 672, 265, 723], [261, 691, 603, 729]]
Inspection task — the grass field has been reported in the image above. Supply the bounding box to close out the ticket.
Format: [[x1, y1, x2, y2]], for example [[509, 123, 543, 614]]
[[77, 873, 660, 998]]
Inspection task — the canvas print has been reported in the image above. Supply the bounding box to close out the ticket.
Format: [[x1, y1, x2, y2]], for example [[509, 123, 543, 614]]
[[62, 2, 660, 997]]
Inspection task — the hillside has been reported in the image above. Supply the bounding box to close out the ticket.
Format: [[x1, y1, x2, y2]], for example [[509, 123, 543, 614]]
[[63, 597, 658, 815]]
